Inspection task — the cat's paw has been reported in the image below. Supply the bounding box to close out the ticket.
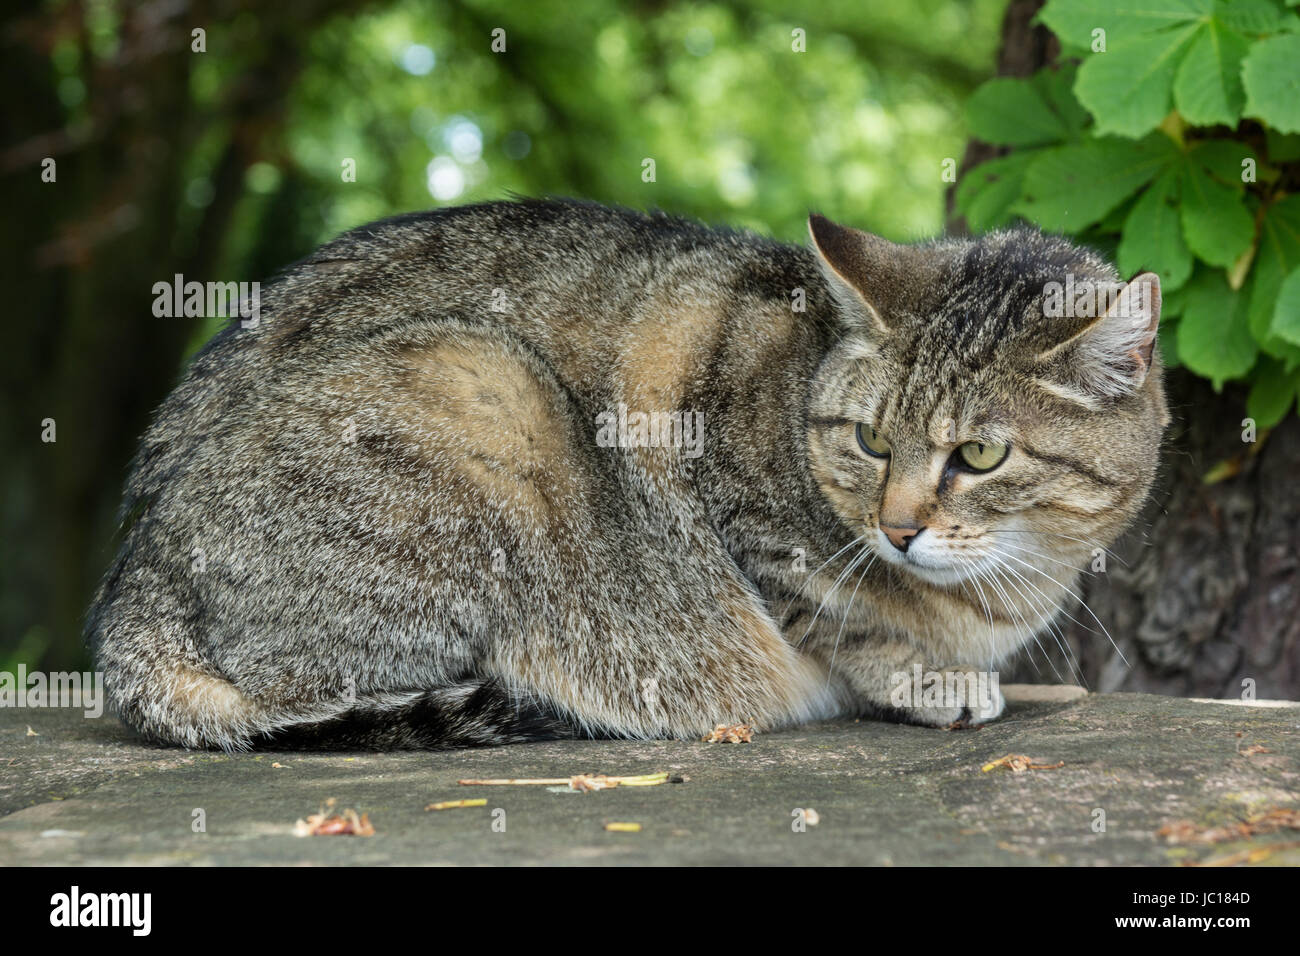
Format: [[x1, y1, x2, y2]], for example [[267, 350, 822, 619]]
[[884, 667, 1006, 728], [955, 675, 1006, 727]]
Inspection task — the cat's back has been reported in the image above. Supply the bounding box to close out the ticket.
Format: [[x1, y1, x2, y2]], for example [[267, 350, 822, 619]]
[[265, 197, 799, 337], [155, 198, 816, 467]]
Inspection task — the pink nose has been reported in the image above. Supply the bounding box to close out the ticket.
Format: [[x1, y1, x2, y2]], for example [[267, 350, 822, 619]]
[[881, 525, 923, 553]]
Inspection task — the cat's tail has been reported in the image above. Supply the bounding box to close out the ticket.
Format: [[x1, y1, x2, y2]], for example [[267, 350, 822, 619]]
[[259, 679, 579, 751]]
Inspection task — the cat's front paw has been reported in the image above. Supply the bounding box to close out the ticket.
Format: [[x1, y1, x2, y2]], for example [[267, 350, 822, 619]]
[[956, 675, 1006, 727], [884, 666, 1006, 728]]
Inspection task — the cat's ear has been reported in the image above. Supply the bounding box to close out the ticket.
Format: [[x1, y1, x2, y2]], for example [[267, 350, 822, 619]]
[[1036, 272, 1162, 401], [808, 214, 903, 334]]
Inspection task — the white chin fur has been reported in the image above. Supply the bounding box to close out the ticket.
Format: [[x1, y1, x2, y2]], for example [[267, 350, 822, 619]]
[[872, 531, 987, 586]]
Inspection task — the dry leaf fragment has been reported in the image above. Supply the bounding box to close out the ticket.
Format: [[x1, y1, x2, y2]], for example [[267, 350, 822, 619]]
[[25, 726, 38, 737], [1158, 820, 1205, 844], [1239, 744, 1273, 756], [271, 762, 284, 768], [293, 803, 375, 837], [1159, 807, 1300, 845], [1184, 841, 1300, 867], [425, 798, 487, 811], [804, 809, 820, 826], [703, 723, 753, 743], [604, 822, 641, 832], [981, 753, 1064, 773]]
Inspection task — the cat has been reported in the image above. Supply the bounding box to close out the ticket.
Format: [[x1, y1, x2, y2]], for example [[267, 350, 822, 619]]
[[86, 198, 1168, 750]]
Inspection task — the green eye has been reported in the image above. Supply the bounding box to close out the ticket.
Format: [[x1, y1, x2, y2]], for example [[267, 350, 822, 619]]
[[957, 441, 1009, 472], [856, 423, 891, 458]]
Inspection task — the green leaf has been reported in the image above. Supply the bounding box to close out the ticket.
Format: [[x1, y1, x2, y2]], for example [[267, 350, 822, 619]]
[[1246, 356, 1296, 427], [1118, 169, 1193, 289], [967, 78, 1072, 146], [1178, 268, 1258, 385], [1266, 129, 1300, 161], [1248, 195, 1300, 353], [1242, 33, 1300, 133], [1215, 0, 1284, 34], [1272, 266, 1300, 345], [1186, 138, 1258, 182], [1038, 0, 1214, 48], [1163, 281, 1192, 318], [956, 151, 1040, 232], [1033, 64, 1093, 138], [1076, 24, 1201, 137], [1179, 161, 1255, 266], [1172, 21, 1251, 126], [1014, 134, 1179, 232], [1158, 319, 1183, 367]]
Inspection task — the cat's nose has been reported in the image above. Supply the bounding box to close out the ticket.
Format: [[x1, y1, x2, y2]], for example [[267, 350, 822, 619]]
[[881, 524, 923, 553]]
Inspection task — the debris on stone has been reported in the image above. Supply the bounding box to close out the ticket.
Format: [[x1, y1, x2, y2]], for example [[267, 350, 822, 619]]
[[424, 798, 487, 811], [981, 754, 1065, 773], [293, 798, 375, 837], [457, 771, 677, 791], [1185, 841, 1300, 867], [1158, 807, 1300, 845], [703, 723, 753, 743], [604, 822, 641, 832]]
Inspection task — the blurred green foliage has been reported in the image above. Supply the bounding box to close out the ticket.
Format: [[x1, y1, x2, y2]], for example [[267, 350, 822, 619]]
[[172, 0, 1008, 349]]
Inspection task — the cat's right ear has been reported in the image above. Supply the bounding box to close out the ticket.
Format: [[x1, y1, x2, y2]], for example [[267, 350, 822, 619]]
[[807, 214, 896, 334]]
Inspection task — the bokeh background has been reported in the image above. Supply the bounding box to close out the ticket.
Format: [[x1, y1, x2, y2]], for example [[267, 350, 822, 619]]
[[4, 0, 1297, 698]]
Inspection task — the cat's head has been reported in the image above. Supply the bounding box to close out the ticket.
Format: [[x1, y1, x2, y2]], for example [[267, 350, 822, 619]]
[[804, 214, 1169, 588]]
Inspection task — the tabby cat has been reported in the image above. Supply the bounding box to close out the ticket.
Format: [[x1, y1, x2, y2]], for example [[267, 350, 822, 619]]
[[87, 199, 1167, 750]]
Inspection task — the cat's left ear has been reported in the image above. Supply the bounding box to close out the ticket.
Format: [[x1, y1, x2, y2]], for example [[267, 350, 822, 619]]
[[1037, 272, 1162, 400], [808, 214, 912, 334]]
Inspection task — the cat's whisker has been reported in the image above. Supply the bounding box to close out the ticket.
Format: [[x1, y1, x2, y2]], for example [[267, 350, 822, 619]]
[[779, 533, 870, 618], [959, 576, 999, 664], [965, 566, 1015, 674], [984, 561, 1062, 682], [1014, 584, 1087, 688], [986, 528, 1131, 569], [988, 547, 1130, 667], [797, 541, 874, 648], [988, 556, 1083, 684], [827, 554, 877, 685], [985, 546, 1103, 638], [977, 560, 1061, 683], [982, 537, 1093, 576]]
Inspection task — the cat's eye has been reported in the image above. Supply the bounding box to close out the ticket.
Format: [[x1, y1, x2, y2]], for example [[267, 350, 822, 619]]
[[856, 423, 891, 458], [956, 440, 1009, 472]]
